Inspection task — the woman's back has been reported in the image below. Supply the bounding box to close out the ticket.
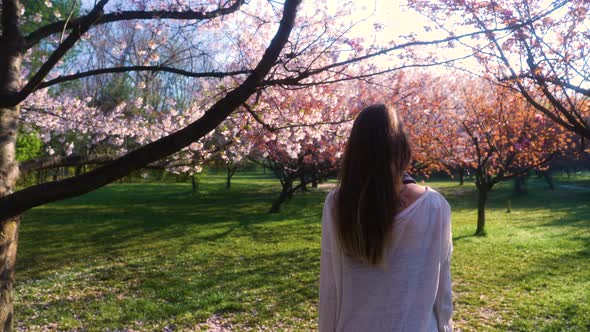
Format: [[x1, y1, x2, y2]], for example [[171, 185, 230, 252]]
[[319, 186, 453, 332]]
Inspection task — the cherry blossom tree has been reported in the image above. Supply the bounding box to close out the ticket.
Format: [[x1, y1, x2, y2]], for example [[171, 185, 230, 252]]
[[409, 0, 590, 140], [445, 79, 572, 235], [243, 83, 354, 212], [0, 0, 300, 326]]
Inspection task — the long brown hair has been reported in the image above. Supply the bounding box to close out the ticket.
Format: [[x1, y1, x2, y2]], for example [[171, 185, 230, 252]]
[[335, 104, 411, 265]]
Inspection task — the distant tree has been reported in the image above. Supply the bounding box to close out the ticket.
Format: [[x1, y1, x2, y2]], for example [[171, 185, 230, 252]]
[[410, 0, 590, 140], [450, 80, 571, 235]]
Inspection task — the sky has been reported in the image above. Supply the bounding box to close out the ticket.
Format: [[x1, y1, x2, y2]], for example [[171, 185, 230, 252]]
[[77, 0, 479, 72], [342, 0, 479, 72]]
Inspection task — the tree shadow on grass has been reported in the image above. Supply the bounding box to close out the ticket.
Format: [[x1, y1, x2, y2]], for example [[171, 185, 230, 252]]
[[18, 182, 326, 279], [16, 246, 322, 330]]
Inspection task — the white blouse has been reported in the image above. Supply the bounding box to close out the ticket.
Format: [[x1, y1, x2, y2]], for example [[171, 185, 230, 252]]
[[319, 187, 453, 332]]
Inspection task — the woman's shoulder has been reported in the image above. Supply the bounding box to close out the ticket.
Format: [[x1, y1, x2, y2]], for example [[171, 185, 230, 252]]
[[422, 187, 451, 213], [401, 183, 427, 202], [400, 185, 450, 213], [324, 189, 337, 205]]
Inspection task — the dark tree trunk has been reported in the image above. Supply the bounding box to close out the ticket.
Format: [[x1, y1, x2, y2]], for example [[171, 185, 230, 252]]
[[0, 1, 24, 328], [191, 174, 199, 194], [226, 164, 237, 189], [299, 172, 307, 192], [475, 185, 489, 236], [541, 169, 554, 190], [459, 168, 464, 186], [514, 175, 527, 194], [311, 174, 318, 188], [270, 179, 293, 213], [545, 174, 555, 190]]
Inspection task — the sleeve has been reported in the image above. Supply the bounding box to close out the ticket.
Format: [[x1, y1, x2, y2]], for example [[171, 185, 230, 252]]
[[434, 198, 454, 332], [319, 191, 338, 332]]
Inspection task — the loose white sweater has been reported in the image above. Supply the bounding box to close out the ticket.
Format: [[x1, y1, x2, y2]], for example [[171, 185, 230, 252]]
[[319, 187, 453, 332]]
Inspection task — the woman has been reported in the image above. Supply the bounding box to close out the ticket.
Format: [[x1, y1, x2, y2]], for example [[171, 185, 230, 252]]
[[319, 104, 453, 332]]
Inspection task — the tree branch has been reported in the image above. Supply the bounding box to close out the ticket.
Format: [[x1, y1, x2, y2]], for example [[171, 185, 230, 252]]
[[1, 0, 110, 108], [0, 0, 301, 221], [24, 0, 245, 49], [36, 66, 251, 91], [19, 153, 115, 173]]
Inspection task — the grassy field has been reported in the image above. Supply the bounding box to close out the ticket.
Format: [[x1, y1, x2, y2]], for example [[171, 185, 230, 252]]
[[16, 171, 590, 331]]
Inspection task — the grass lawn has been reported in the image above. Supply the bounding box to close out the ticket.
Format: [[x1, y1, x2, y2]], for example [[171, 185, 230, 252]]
[[17, 171, 590, 331]]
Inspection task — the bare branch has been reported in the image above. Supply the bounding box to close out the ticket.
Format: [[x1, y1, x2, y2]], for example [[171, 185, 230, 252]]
[[36, 66, 251, 91], [1, 0, 110, 108], [19, 153, 115, 173], [24, 0, 245, 49]]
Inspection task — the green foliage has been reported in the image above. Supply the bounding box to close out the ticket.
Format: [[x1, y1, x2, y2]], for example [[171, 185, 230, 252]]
[[21, 0, 80, 35], [17, 172, 590, 331], [15, 129, 42, 162]]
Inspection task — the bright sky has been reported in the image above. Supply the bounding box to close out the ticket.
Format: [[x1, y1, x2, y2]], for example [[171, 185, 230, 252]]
[[343, 0, 479, 72], [348, 0, 435, 38], [80, 0, 478, 72]]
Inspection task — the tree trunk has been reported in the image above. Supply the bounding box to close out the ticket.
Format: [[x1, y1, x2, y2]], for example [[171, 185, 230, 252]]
[[459, 168, 464, 186], [191, 174, 199, 194], [514, 175, 527, 194], [0, 217, 20, 331], [226, 164, 236, 189], [299, 172, 307, 192], [75, 165, 83, 176], [541, 169, 554, 190], [475, 185, 488, 236], [311, 174, 318, 188], [0, 1, 24, 329], [269, 180, 292, 213], [226, 168, 232, 189]]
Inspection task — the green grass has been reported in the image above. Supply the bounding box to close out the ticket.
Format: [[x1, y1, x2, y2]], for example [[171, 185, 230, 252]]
[[16, 171, 590, 331]]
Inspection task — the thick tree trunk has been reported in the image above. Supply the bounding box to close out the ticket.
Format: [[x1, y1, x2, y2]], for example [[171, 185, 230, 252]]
[[0, 217, 20, 331], [459, 168, 464, 186], [475, 185, 488, 236], [0, 1, 24, 329]]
